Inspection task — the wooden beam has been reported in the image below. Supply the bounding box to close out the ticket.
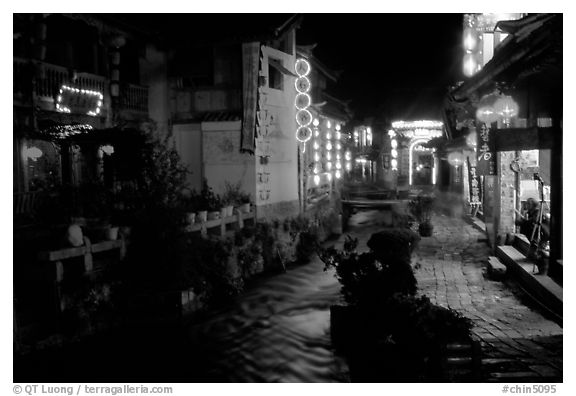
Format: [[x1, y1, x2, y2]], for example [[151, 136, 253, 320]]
[[494, 126, 560, 152]]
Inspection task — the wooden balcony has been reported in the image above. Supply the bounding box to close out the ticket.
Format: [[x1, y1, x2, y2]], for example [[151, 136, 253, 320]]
[[119, 82, 149, 117], [13, 58, 149, 119]]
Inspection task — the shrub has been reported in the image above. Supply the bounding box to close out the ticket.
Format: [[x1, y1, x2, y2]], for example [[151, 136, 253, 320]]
[[319, 233, 418, 307]]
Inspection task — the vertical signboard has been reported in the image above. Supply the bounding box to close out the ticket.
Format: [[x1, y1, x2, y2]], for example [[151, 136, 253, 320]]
[[476, 122, 497, 175], [467, 157, 482, 205]]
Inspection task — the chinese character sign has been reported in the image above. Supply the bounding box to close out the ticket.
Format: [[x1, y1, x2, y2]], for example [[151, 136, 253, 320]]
[[467, 157, 482, 205], [476, 122, 497, 175]]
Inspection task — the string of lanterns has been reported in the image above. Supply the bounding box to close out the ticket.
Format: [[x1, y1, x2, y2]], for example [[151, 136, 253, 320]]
[[294, 58, 312, 145]]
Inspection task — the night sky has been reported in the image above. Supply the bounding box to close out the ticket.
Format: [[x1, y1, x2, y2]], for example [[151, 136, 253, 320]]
[[295, 13, 464, 121]]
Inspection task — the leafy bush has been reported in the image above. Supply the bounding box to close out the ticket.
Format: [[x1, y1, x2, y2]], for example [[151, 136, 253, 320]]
[[319, 233, 418, 307]]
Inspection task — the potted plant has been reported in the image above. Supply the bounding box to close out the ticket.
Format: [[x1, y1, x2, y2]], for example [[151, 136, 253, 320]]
[[222, 181, 242, 216], [408, 194, 435, 237], [239, 192, 252, 213]]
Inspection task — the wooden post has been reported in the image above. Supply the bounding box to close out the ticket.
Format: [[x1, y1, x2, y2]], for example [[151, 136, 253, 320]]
[[83, 236, 93, 274]]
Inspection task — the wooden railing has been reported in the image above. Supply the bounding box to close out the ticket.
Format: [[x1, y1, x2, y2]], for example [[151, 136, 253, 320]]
[[37, 236, 126, 312], [186, 211, 255, 238], [30, 60, 107, 100], [14, 192, 41, 216], [120, 83, 149, 113]]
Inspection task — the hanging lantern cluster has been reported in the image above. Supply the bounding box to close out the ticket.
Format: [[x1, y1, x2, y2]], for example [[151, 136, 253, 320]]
[[389, 130, 398, 170], [310, 117, 344, 185], [476, 93, 519, 126], [462, 15, 482, 77], [294, 58, 312, 145]]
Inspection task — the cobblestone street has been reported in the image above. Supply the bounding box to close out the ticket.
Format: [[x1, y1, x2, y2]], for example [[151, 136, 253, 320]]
[[412, 213, 563, 382]]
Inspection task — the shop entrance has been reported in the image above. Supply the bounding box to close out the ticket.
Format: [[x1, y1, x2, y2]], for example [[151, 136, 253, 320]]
[[409, 141, 433, 186]]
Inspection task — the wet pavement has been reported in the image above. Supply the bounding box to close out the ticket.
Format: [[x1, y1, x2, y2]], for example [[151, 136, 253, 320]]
[[412, 213, 563, 382]]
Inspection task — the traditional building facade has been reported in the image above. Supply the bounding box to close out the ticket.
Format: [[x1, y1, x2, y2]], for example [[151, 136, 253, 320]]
[[444, 13, 562, 278]]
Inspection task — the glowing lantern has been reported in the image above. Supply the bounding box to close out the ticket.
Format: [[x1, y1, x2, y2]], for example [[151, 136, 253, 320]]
[[463, 28, 478, 51], [391, 149, 398, 158], [313, 175, 320, 185], [335, 170, 341, 179], [476, 106, 499, 124], [447, 151, 464, 167], [313, 118, 320, 127], [494, 96, 519, 122], [327, 172, 333, 181], [335, 124, 341, 131], [463, 53, 478, 77], [391, 159, 398, 170], [391, 139, 398, 149], [296, 126, 312, 143], [295, 93, 311, 110]]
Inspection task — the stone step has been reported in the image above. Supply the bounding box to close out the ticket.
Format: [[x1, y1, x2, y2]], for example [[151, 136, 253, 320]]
[[487, 256, 507, 280], [496, 245, 562, 323]]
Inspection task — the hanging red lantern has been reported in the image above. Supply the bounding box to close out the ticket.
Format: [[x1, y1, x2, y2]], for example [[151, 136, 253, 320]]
[[493, 95, 519, 121]]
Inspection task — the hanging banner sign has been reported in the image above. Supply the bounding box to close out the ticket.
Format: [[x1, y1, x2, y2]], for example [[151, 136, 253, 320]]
[[476, 122, 497, 175], [467, 157, 482, 204]]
